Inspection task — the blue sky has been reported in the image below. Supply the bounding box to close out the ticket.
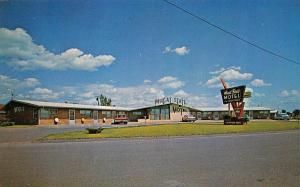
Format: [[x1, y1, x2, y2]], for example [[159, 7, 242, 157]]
[[0, 0, 299, 111]]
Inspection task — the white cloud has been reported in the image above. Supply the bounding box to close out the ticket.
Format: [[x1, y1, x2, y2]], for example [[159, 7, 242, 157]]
[[0, 28, 115, 71], [205, 67, 253, 87], [74, 85, 215, 108], [209, 66, 241, 75], [30, 88, 52, 94], [80, 91, 95, 98], [254, 93, 266, 97], [0, 74, 41, 91], [158, 76, 177, 83], [173, 90, 189, 97], [165, 81, 185, 89], [143, 80, 152, 83], [158, 76, 185, 89], [163, 46, 172, 53], [251, 79, 271, 87], [0, 74, 41, 99], [280, 90, 300, 97], [163, 46, 189, 56], [280, 90, 290, 97], [29, 87, 60, 99], [173, 46, 189, 55], [23, 78, 40, 87], [171, 90, 219, 108], [0, 75, 19, 89], [74, 84, 165, 107]]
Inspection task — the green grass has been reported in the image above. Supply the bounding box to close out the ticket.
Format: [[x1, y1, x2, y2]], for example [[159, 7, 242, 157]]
[[41, 121, 300, 140]]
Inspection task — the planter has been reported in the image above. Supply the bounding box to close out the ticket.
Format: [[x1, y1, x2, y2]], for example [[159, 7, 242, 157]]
[[86, 127, 103, 134]]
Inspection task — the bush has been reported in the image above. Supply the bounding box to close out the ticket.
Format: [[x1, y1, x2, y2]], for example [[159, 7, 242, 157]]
[[86, 127, 103, 134], [223, 115, 231, 120], [0, 122, 15, 127]]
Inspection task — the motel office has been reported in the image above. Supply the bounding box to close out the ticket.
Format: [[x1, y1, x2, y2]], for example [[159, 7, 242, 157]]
[[3, 99, 271, 125]]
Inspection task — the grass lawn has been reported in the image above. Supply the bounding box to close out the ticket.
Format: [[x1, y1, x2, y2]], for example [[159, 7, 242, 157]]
[[41, 121, 300, 140]]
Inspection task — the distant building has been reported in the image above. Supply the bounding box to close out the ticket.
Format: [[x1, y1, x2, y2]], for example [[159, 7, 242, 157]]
[[198, 107, 271, 120]]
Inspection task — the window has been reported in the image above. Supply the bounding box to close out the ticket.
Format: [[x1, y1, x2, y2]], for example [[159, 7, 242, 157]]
[[40, 108, 58, 119], [118, 111, 125, 115], [33, 108, 38, 119], [80, 110, 92, 118], [102, 111, 112, 118], [51, 109, 58, 115], [112, 111, 117, 118], [149, 108, 160, 120], [133, 111, 142, 115], [197, 112, 202, 119], [160, 108, 170, 120]]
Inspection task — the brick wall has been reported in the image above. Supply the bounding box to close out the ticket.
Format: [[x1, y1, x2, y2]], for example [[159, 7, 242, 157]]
[[0, 112, 7, 122], [5, 102, 38, 125], [5, 101, 129, 125], [169, 104, 189, 121]]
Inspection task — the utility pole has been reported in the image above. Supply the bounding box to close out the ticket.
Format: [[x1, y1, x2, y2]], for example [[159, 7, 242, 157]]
[[96, 96, 100, 106], [8, 89, 14, 100]]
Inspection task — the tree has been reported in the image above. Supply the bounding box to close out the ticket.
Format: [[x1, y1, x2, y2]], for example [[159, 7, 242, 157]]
[[292, 109, 300, 118], [96, 94, 112, 106]]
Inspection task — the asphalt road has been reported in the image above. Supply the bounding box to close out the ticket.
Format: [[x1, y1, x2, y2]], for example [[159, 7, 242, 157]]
[[0, 131, 299, 187]]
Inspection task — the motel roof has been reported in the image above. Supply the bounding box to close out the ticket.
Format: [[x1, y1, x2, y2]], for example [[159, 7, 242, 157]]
[[9, 99, 132, 111], [130, 103, 201, 112], [7, 99, 272, 112]]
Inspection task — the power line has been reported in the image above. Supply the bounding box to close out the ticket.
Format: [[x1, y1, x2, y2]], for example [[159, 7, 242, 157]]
[[162, 0, 300, 66]]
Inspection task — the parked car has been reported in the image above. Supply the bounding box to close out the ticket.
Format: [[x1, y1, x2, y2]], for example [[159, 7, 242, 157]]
[[274, 113, 290, 120], [112, 114, 128, 124], [182, 114, 197, 122]]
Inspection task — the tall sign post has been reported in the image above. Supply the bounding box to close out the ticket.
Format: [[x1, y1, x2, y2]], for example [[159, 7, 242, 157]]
[[220, 78, 249, 124]]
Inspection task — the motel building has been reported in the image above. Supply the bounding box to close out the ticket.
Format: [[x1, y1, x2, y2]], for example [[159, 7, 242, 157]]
[[2, 99, 271, 125]]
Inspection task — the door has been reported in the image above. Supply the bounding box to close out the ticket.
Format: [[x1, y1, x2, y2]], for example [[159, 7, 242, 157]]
[[93, 111, 98, 124], [69, 109, 75, 125]]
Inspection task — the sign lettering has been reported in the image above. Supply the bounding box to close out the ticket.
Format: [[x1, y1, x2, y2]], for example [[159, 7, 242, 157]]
[[14, 106, 25, 113], [155, 97, 186, 106], [172, 106, 187, 113], [220, 86, 246, 104]]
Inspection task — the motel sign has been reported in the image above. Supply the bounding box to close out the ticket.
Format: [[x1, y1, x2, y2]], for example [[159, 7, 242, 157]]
[[220, 85, 246, 104], [155, 97, 186, 106]]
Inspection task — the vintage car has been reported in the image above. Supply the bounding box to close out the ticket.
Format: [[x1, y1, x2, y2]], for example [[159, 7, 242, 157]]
[[112, 114, 128, 124], [182, 114, 197, 122], [274, 113, 290, 120]]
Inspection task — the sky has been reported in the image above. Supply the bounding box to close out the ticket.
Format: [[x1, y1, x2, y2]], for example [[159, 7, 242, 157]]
[[0, 0, 299, 111]]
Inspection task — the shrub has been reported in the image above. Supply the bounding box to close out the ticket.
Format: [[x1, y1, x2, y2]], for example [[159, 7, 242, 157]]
[[86, 127, 103, 134], [0, 122, 15, 127]]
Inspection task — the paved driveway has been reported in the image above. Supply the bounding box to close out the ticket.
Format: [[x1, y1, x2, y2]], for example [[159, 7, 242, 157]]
[[0, 125, 99, 143], [0, 122, 192, 143], [0, 131, 299, 186]]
